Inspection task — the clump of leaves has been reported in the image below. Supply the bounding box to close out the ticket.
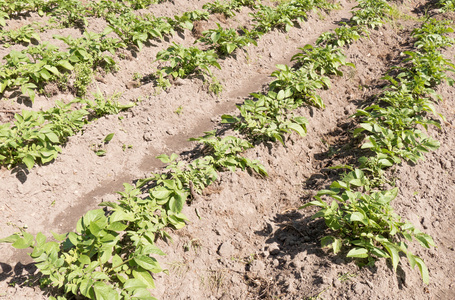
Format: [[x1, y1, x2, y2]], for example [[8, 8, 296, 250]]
[[222, 89, 308, 145], [1, 23, 41, 45], [168, 10, 209, 31], [269, 64, 330, 109], [437, 0, 455, 11], [316, 23, 363, 47], [153, 43, 221, 89], [301, 169, 435, 284], [0, 94, 133, 169], [106, 12, 173, 50], [350, 0, 391, 28], [202, 0, 239, 18], [291, 44, 355, 77], [0, 43, 74, 102], [197, 23, 258, 56]]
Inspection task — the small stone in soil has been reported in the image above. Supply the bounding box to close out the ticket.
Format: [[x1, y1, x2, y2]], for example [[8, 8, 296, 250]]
[[249, 260, 266, 277], [268, 242, 280, 255], [217, 242, 235, 258]]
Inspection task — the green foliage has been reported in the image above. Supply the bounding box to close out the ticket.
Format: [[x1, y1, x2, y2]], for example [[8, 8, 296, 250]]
[[153, 43, 221, 86], [0, 197, 166, 299], [189, 131, 268, 176], [412, 19, 455, 51], [106, 12, 174, 50], [251, 0, 336, 33], [124, 0, 168, 10], [0, 96, 133, 169], [202, 0, 239, 18], [291, 44, 355, 76], [88, 0, 132, 18], [0, 43, 73, 102], [0, 0, 45, 15], [350, 0, 391, 28], [251, 3, 299, 33], [45, 0, 91, 28], [301, 169, 435, 284], [316, 23, 363, 47], [168, 10, 210, 31], [438, 0, 455, 11], [269, 64, 328, 108], [84, 92, 134, 117], [197, 23, 258, 55], [222, 89, 308, 145], [1, 24, 40, 45]]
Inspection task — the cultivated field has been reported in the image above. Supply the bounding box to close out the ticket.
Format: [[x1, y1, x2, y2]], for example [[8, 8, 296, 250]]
[[0, 0, 455, 299]]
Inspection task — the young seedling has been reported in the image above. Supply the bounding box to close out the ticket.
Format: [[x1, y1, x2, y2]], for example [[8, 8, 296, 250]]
[[92, 133, 114, 156]]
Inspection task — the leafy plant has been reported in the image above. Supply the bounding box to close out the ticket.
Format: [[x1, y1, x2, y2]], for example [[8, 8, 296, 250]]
[[189, 131, 268, 176], [167, 10, 209, 31], [106, 12, 173, 50], [222, 89, 308, 145], [0, 43, 74, 102], [269, 64, 330, 109], [92, 133, 114, 156], [202, 0, 239, 18], [291, 44, 355, 76], [0, 95, 134, 169], [45, 0, 91, 28], [1, 24, 41, 45], [350, 0, 391, 28], [301, 169, 435, 284], [316, 23, 363, 47], [437, 0, 455, 11], [197, 23, 258, 55], [153, 43, 221, 86]]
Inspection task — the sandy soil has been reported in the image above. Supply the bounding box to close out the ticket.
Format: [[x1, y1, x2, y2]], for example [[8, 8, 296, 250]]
[[0, 0, 454, 299]]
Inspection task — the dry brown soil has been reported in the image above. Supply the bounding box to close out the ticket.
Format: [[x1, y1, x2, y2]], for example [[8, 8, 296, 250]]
[[0, 0, 454, 299]]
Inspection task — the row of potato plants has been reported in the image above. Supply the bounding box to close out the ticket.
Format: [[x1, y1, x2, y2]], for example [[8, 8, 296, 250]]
[[0, 0, 190, 101], [302, 1, 455, 284], [0, 0, 337, 170], [0, 0, 296, 103], [151, 0, 339, 90], [0, 93, 134, 169], [0, 1, 266, 170], [0, 1, 383, 299]]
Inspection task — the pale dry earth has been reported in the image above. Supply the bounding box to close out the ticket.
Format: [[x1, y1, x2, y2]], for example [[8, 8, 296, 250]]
[[0, 1, 454, 299]]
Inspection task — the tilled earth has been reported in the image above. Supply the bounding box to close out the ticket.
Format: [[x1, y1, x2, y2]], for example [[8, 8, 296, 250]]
[[0, 0, 454, 299]]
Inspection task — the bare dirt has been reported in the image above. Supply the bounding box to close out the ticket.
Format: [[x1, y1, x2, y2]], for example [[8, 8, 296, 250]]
[[1, 0, 454, 299]]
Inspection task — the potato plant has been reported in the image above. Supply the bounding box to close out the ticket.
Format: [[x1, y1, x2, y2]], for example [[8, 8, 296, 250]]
[[222, 89, 308, 145], [153, 43, 221, 88], [0, 96, 134, 169], [301, 169, 435, 284], [197, 23, 258, 55]]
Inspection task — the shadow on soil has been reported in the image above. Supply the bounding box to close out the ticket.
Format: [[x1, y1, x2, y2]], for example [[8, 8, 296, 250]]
[[0, 261, 49, 296]]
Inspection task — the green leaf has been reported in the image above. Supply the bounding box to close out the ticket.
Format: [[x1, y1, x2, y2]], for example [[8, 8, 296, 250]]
[[107, 221, 128, 232], [123, 278, 147, 291], [382, 242, 400, 271], [151, 187, 172, 200], [104, 133, 115, 143], [93, 281, 119, 300], [350, 212, 367, 225], [0, 234, 21, 244], [133, 269, 155, 289], [58, 60, 74, 70], [45, 132, 60, 143], [96, 150, 107, 156], [287, 122, 306, 137], [346, 247, 368, 258], [169, 192, 185, 213], [23, 154, 35, 169], [134, 255, 162, 273]]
